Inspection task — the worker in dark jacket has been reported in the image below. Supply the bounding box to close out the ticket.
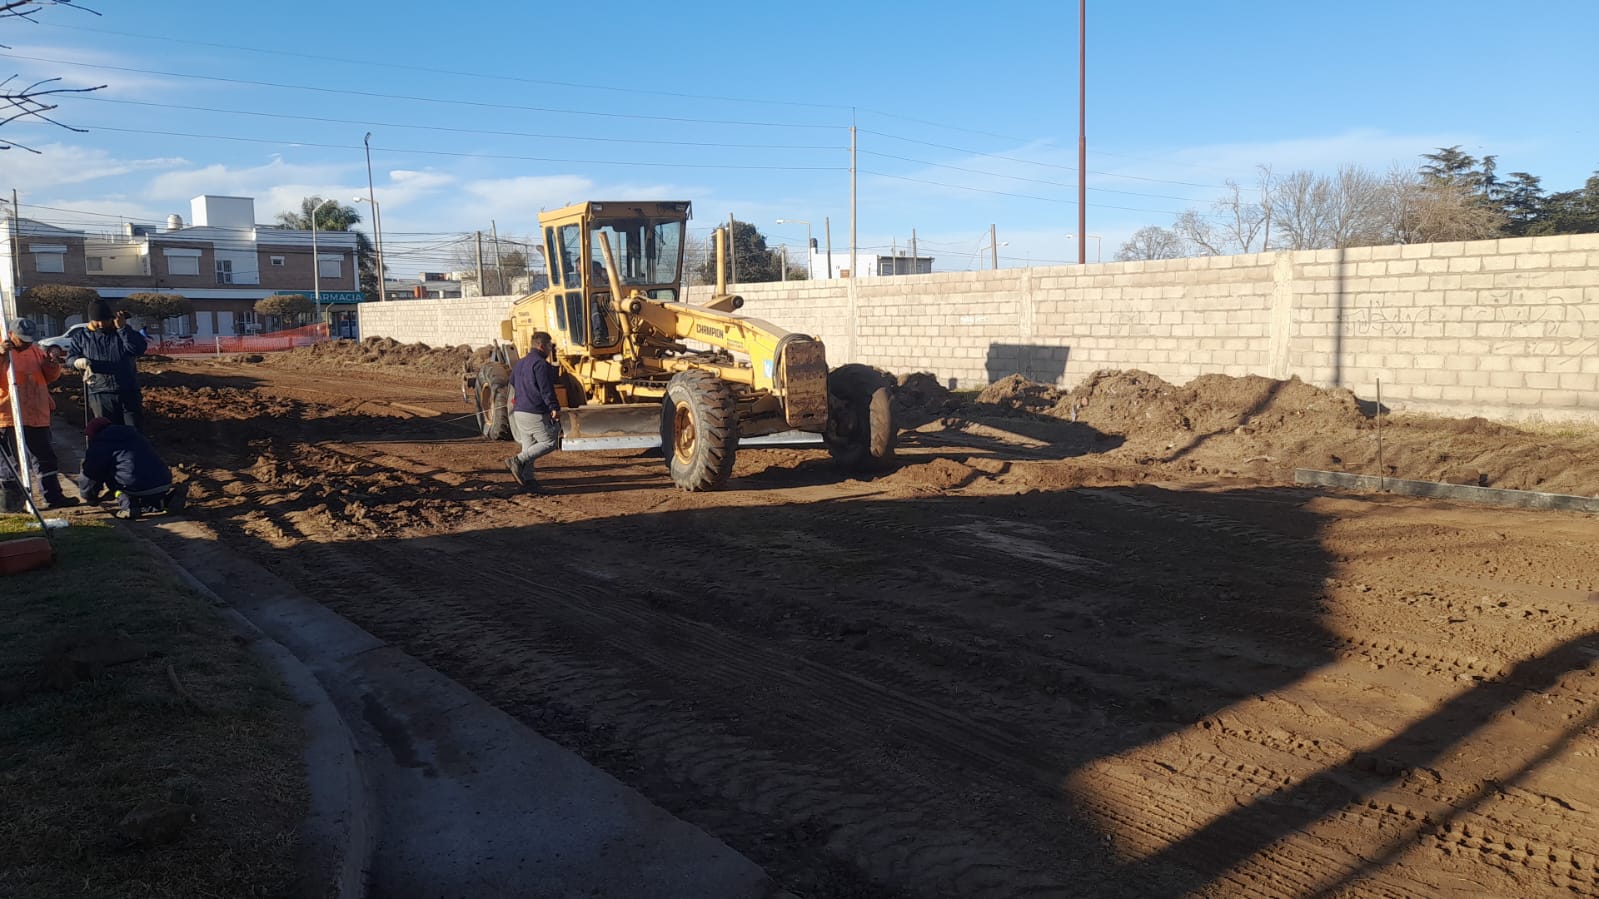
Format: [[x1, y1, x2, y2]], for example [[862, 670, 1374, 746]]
[[67, 298, 148, 430], [506, 331, 561, 493], [76, 417, 188, 519]]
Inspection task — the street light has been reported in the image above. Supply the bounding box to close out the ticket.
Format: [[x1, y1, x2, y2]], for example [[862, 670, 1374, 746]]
[[354, 194, 383, 301], [1067, 233, 1102, 264], [978, 238, 1008, 270], [308, 198, 338, 328], [362, 133, 386, 300], [775, 218, 811, 278]]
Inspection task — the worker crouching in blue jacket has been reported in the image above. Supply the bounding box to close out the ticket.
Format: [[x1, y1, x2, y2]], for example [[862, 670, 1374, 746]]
[[75, 417, 188, 519]]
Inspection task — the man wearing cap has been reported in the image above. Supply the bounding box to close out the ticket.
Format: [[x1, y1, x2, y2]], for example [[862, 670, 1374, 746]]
[[67, 298, 148, 430], [1, 318, 81, 512]]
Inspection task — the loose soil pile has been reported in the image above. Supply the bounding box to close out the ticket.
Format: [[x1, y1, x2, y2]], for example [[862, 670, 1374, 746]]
[[957, 369, 1599, 496], [267, 337, 495, 375]]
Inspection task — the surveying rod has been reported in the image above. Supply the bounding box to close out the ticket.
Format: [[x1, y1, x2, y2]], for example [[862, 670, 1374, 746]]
[[0, 288, 35, 496]]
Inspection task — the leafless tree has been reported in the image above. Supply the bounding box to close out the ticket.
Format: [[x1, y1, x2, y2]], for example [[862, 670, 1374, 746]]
[[1, 1, 104, 153], [1170, 170, 1272, 255], [1263, 165, 1388, 251], [1377, 164, 1505, 243], [1115, 225, 1188, 261]]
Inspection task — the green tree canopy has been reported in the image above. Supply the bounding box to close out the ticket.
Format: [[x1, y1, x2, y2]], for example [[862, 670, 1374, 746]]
[[255, 293, 312, 319], [694, 220, 804, 284], [119, 292, 193, 327], [18, 284, 99, 324]]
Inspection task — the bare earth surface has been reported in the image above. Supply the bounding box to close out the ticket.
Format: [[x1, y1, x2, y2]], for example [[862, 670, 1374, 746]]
[[121, 348, 1599, 898]]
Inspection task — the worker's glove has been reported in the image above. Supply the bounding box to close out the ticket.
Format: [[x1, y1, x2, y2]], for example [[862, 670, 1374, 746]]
[[73, 358, 89, 371]]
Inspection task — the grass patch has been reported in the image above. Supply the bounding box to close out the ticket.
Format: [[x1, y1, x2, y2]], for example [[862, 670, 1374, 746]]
[[0, 518, 307, 898]]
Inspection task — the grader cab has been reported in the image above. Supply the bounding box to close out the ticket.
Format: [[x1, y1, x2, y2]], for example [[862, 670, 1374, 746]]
[[462, 201, 895, 491]]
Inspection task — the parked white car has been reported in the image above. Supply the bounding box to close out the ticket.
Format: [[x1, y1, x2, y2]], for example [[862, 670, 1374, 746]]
[[36, 323, 89, 354]]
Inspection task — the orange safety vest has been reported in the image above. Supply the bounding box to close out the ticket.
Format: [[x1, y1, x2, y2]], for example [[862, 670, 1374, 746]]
[[0, 344, 61, 428]]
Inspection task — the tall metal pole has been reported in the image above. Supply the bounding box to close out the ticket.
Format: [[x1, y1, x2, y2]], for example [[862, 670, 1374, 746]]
[[780, 245, 787, 282], [1077, 0, 1087, 266], [727, 213, 737, 285], [491, 219, 504, 294], [363, 133, 386, 301], [310, 203, 321, 325], [475, 230, 485, 293], [990, 224, 999, 270], [910, 228, 918, 275], [824, 216, 833, 280], [849, 119, 857, 280]]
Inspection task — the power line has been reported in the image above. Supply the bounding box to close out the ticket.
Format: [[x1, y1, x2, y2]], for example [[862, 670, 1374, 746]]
[[859, 170, 1187, 215], [75, 96, 846, 151], [78, 125, 850, 171], [857, 127, 1238, 190], [858, 149, 1208, 202], [37, 21, 851, 113], [0, 52, 841, 129]]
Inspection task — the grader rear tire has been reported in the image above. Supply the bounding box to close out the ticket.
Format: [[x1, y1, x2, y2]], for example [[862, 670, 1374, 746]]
[[659, 370, 738, 492], [825, 363, 897, 471], [475, 363, 511, 440]]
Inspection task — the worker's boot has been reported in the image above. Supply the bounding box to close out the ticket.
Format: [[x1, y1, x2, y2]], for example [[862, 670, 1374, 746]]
[[39, 472, 81, 510], [1, 481, 25, 514], [160, 482, 189, 515]]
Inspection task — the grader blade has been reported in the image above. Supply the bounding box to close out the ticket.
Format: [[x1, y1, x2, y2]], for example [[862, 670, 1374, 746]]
[[556, 404, 824, 452], [559, 404, 661, 451]]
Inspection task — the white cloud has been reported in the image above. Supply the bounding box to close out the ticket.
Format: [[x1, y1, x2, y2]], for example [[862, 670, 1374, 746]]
[[0, 44, 183, 95], [389, 169, 455, 191], [0, 142, 188, 189]]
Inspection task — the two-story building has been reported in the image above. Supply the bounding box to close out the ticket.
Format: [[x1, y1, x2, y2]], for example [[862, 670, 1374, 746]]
[[2, 195, 362, 338]]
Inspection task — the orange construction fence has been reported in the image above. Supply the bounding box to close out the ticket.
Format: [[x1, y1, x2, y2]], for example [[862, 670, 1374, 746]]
[[153, 323, 333, 355]]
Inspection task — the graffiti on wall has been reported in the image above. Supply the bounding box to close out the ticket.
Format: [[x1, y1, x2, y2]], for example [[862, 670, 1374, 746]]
[[1337, 291, 1589, 340]]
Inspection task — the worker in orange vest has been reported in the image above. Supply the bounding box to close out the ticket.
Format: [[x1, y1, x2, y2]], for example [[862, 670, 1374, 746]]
[[1, 318, 81, 512]]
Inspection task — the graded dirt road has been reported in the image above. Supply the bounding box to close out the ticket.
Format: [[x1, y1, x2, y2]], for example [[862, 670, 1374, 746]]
[[124, 355, 1599, 898]]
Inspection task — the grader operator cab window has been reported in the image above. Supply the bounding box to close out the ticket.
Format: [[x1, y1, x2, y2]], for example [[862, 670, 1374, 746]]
[[557, 223, 585, 289], [588, 217, 684, 288]]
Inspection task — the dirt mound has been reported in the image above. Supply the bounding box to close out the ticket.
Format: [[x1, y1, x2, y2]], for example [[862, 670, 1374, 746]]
[[269, 338, 495, 375], [892, 371, 957, 428], [977, 374, 1062, 413], [1056, 370, 1367, 443], [956, 369, 1599, 496]]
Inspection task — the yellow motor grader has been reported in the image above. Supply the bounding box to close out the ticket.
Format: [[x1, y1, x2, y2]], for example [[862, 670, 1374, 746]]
[[461, 200, 895, 491]]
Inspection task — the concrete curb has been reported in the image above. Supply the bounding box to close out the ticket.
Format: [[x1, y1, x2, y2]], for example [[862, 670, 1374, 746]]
[[120, 523, 373, 899], [44, 417, 371, 898]]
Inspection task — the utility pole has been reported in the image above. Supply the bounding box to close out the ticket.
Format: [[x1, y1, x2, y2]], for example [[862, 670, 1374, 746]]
[[475, 230, 485, 295], [491, 220, 504, 294], [824, 216, 833, 280], [849, 120, 857, 280], [910, 229, 918, 275], [727, 213, 737, 285], [990, 224, 999, 270], [1077, 0, 1087, 266], [780, 245, 787, 282]]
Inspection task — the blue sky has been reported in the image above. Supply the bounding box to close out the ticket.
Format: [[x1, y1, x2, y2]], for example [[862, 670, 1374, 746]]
[[2, 0, 1594, 275]]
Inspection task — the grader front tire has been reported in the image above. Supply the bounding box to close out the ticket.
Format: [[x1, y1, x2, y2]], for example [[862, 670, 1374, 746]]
[[659, 370, 738, 492]]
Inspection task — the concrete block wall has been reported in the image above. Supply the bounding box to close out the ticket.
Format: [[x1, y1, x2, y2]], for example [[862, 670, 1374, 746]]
[[355, 234, 1599, 423], [356, 295, 516, 348]]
